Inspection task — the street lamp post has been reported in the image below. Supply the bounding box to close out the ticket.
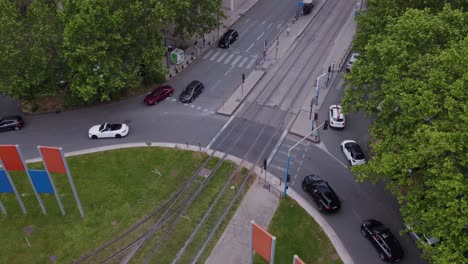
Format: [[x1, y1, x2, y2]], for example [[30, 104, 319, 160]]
[[283, 122, 325, 198], [162, 29, 170, 69]]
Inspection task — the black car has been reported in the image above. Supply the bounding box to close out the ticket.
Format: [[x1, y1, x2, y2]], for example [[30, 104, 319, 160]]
[[0, 116, 24, 132], [218, 29, 239, 48], [179, 80, 204, 103], [361, 219, 404, 262], [302, 175, 341, 214]]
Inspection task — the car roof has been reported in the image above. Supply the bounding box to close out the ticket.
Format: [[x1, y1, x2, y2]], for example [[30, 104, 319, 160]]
[[305, 174, 323, 183], [1, 115, 22, 120], [330, 105, 344, 119]]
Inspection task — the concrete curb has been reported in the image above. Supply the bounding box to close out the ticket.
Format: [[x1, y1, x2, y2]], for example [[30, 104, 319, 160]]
[[25, 142, 352, 263]]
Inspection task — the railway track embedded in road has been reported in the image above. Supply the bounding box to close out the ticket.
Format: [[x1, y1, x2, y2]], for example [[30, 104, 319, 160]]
[[72, 0, 355, 262]]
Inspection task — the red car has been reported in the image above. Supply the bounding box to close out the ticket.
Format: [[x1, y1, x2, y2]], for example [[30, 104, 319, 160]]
[[144, 85, 174, 105]]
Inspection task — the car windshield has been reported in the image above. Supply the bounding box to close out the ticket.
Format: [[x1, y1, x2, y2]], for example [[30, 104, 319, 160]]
[[99, 124, 107, 131], [109, 124, 122, 130]]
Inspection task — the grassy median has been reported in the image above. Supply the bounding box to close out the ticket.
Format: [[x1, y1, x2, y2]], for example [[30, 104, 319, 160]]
[[0, 147, 248, 263], [255, 198, 343, 264]]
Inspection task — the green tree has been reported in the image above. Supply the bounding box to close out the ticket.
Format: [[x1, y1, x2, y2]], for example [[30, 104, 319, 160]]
[[344, 4, 467, 264], [62, 0, 167, 103], [0, 0, 64, 107]]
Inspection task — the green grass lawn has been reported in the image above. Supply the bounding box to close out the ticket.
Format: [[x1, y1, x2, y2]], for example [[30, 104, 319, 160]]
[[0, 147, 247, 263], [255, 198, 343, 264]]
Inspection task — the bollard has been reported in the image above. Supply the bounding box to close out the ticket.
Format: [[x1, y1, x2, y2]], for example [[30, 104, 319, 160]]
[[198, 143, 201, 151], [186, 142, 189, 148]]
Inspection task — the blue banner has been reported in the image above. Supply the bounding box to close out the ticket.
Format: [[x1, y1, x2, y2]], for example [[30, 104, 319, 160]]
[[29, 170, 54, 194], [0, 170, 14, 193]]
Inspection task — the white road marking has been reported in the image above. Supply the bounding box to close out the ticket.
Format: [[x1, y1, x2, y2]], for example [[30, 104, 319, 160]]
[[244, 18, 250, 24], [246, 59, 255, 69], [256, 32, 264, 40], [196, 106, 202, 110], [238, 57, 249, 67], [231, 55, 242, 66], [224, 66, 235, 76], [203, 50, 214, 59], [246, 43, 255, 52], [206, 114, 236, 149], [267, 127, 289, 165], [267, 23, 273, 30], [210, 51, 220, 61], [216, 52, 228, 63], [314, 142, 348, 168], [261, 20, 266, 25], [277, 23, 282, 29], [211, 79, 222, 90], [190, 104, 195, 108], [171, 98, 176, 102], [223, 54, 235, 64]]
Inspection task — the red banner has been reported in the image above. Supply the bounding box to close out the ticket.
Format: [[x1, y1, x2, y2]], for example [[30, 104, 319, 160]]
[[252, 223, 273, 261], [39, 147, 66, 174], [0, 145, 25, 171]]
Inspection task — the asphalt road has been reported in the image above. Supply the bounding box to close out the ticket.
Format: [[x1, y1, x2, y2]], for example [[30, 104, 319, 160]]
[[0, 0, 426, 263], [0, 0, 297, 159]]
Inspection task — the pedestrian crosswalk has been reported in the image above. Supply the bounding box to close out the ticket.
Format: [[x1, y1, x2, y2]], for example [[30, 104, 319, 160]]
[[202, 49, 257, 69]]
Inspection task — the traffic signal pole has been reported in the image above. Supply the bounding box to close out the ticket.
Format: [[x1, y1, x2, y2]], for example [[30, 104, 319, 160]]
[[283, 122, 325, 198]]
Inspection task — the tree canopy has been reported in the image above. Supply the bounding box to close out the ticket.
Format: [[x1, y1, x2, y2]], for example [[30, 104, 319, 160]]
[[344, 1, 467, 263], [0, 0, 223, 104]]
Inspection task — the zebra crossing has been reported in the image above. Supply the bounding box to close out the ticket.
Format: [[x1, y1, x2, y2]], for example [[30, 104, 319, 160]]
[[202, 49, 257, 69]]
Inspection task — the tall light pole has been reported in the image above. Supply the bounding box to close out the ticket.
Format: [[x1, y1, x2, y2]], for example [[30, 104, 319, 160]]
[[284, 122, 325, 198], [162, 29, 170, 69]]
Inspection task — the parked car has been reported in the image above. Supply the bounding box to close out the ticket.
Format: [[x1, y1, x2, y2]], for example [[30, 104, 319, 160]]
[[346, 53, 360, 71], [405, 222, 440, 246], [0, 116, 24, 132], [179, 80, 204, 103], [303, 0, 314, 15], [329, 105, 345, 128], [144, 85, 174, 105], [341, 140, 366, 165], [218, 29, 239, 48], [88, 123, 129, 139], [361, 219, 404, 262], [302, 174, 341, 214]]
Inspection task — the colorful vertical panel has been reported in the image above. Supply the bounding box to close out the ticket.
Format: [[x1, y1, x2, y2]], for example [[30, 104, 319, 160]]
[[0, 145, 25, 171], [38, 147, 66, 174], [28, 170, 54, 194], [0, 170, 14, 193], [252, 223, 273, 262]]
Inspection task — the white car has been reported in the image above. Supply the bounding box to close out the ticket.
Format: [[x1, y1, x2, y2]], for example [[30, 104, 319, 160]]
[[88, 123, 129, 139], [346, 53, 360, 71], [329, 105, 345, 128], [340, 140, 366, 165]]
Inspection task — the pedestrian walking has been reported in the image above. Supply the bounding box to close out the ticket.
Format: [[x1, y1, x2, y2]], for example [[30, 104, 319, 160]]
[[286, 26, 290, 36]]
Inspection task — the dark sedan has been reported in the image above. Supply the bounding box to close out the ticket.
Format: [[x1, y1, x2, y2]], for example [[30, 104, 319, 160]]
[[0, 116, 24, 132], [302, 174, 341, 214], [179, 80, 204, 103], [361, 219, 404, 262], [218, 29, 239, 48], [144, 85, 174, 105]]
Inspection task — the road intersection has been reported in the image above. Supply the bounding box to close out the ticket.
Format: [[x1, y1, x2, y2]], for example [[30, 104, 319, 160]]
[[0, 0, 426, 263]]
